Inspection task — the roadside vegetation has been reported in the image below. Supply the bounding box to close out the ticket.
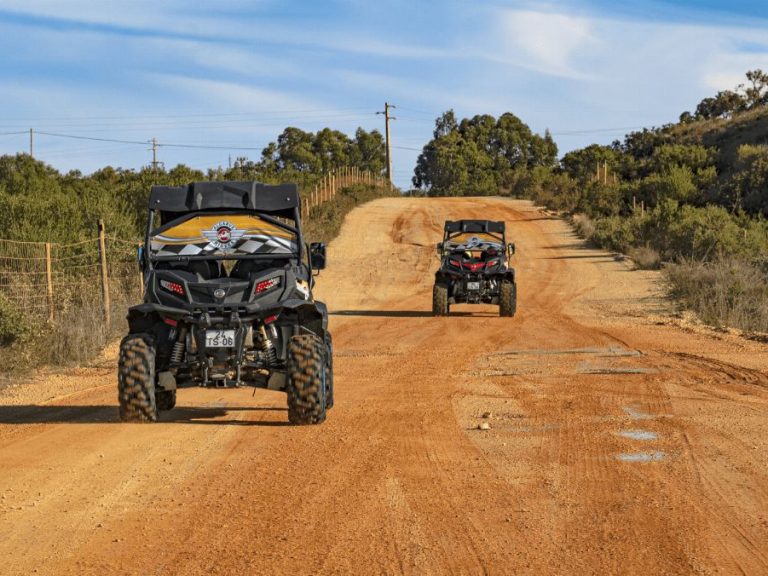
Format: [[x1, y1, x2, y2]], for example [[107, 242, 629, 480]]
[[412, 70, 768, 333], [0, 126, 392, 373]]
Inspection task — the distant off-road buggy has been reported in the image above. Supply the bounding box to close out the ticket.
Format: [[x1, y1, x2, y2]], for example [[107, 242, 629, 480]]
[[433, 220, 517, 317], [118, 181, 333, 425]]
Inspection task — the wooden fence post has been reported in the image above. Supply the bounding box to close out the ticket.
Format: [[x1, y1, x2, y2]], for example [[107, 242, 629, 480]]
[[44, 242, 54, 323], [97, 220, 111, 331]]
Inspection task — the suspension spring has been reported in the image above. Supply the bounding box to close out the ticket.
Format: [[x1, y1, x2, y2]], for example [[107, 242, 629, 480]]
[[259, 325, 278, 367], [170, 326, 187, 364]]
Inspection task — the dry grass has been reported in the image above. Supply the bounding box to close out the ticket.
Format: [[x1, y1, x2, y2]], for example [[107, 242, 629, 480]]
[[0, 293, 132, 373], [629, 246, 662, 270], [571, 213, 595, 240], [666, 257, 768, 333], [0, 182, 397, 374]]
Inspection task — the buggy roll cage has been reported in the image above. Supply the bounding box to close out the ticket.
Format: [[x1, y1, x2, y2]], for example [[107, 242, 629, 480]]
[[439, 220, 508, 254], [143, 181, 306, 266]]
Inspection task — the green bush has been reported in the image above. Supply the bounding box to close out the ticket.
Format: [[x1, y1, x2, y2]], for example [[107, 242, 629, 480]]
[[591, 216, 636, 252], [0, 294, 30, 346]]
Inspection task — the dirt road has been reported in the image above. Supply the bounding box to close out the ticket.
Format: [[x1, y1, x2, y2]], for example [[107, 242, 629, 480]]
[[1, 197, 767, 575]]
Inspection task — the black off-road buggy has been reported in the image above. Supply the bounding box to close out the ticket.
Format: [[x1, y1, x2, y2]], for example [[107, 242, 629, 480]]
[[118, 181, 333, 425], [433, 220, 517, 317]]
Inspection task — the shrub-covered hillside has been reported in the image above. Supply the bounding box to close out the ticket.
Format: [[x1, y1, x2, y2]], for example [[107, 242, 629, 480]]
[[0, 126, 386, 244], [412, 70, 768, 333]]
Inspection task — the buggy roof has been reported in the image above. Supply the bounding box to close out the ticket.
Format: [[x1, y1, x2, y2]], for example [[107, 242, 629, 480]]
[[444, 220, 505, 235], [149, 181, 299, 218]]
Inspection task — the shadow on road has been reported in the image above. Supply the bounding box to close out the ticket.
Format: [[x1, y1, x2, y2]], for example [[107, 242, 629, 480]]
[[331, 309, 485, 317], [0, 404, 289, 426], [544, 255, 618, 261]]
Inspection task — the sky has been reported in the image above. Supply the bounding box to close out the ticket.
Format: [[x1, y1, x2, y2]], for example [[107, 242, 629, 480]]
[[0, 0, 767, 189]]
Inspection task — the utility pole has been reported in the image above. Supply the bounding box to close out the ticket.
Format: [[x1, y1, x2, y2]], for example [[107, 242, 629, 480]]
[[150, 138, 159, 172], [377, 102, 396, 184], [29, 128, 33, 158]]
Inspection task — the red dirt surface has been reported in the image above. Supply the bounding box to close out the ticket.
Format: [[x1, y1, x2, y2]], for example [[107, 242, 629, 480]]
[[1, 197, 766, 575]]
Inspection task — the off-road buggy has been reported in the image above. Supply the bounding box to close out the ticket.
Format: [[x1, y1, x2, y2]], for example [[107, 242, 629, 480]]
[[433, 220, 517, 317], [118, 181, 333, 425]]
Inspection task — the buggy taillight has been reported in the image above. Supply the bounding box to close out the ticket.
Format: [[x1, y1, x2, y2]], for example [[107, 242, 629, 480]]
[[466, 262, 485, 272], [449, 259, 462, 268], [255, 277, 281, 294], [159, 279, 185, 296]]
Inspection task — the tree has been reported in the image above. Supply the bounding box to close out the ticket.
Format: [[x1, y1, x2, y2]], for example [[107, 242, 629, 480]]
[[351, 128, 386, 174], [433, 110, 458, 139], [742, 69, 768, 108], [560, 144, 618, 184], [695, 90, 744, 120], [649, 144, 715, 174], [412, 110, 557, 196]]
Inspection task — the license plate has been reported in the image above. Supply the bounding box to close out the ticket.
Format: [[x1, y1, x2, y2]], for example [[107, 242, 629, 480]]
[[467, 281, 480, 290], [205, 329, 235, 348]]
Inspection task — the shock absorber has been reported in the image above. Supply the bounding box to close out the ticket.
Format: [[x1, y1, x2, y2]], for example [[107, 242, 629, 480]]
[[170, 326, 187, 364], [259, 325, 277, 367]]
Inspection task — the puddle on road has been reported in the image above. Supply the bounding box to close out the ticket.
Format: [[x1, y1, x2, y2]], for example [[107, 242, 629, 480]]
[[615, 451, 666, 462], [617, 429, 658, 441], [623, 405, 655, 420]]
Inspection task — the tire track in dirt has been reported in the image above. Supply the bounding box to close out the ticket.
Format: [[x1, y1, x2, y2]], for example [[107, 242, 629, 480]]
[[0, 197, 766, 575]]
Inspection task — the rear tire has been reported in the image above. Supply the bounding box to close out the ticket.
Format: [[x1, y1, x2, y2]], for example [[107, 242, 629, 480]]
[[117, 334, 158, 422], [433, 283, 449, 316], [287, 334, 327, 425], [499, 281, 517, 317], [324, 333, 334, 409], [156, 390, 176, 411]]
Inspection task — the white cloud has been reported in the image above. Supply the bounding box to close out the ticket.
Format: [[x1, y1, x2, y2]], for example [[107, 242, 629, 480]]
[[702, 51, 768, 92], [496, 10, 595, 79], [3, 1, 768, 186], [146, 74, 320, 112], [0, 0, 178, 29], [145, 39, 302, 79]]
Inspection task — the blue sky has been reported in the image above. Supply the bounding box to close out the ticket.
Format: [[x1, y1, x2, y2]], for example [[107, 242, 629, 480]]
[[0, 1, 767, 189]]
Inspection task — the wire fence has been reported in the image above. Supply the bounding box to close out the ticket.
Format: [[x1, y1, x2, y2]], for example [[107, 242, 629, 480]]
[[0, 227, 142, 330], [0, 169, 390, 333], [301, 167, 393, 217]]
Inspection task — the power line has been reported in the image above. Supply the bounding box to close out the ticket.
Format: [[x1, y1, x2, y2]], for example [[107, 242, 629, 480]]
[[393, 145, 422, 151], [161, 142, 265, 151], [4, 107, 376, 123], [549, 125, 655, 136], [0, 112, 380, 132], [36, 131, 149, 146], [396, 106, 440, 116], [34, 131, 268, 151]]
